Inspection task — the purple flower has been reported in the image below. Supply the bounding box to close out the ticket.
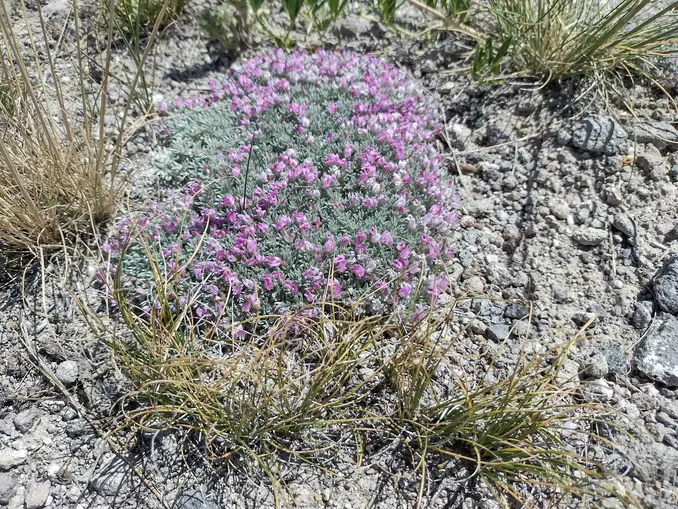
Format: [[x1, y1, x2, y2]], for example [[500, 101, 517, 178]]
[[242, 293, 258, 313], [375, 280, 389, 297], [321, 174, 337, 189], [381, 231, 394, 246], [323, 235, 335, 253], [108, 49, 459, 326], [233, 324, 246, 339], [261, 273, 274, 291], [330, 279, 342, 298], [398, 283, 412, 298], [350, 264, 365, 278], [246, 237, 257, 253], [221, 194, 235, 207], [285, 280, 299, 295], [334, 255, 348, 272]]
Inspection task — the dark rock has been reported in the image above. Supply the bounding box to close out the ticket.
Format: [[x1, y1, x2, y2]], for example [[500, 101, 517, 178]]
[[653, 255, 678, 314], [504, 302, 530, 319], [480, 124, 510, 146], [570, 115, 628, 155], [65, 419, 89, 438], [634, 313, 678, 386], [635, 144, 664, 172], [603, 343, 629, 375], [573, 312, 598, 327]]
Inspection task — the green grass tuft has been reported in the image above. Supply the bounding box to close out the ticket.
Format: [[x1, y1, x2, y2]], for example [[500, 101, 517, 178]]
[[475, 0, 678, 83], [82, 251, 639, 507]]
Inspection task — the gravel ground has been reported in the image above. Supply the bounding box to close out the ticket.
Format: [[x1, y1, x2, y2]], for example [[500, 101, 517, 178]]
[[1, 2, 678, 508]]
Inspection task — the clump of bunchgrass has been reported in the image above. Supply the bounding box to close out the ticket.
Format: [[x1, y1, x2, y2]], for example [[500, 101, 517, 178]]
[[86, 265, 634, 506], [0, 0, 162, 250], [475, 0, 678, 83], [107, 0, 187, 34], [103, 49, 459, 325]]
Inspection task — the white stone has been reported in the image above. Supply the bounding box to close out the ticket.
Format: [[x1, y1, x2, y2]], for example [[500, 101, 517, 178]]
[[0, 449, 27, 471]]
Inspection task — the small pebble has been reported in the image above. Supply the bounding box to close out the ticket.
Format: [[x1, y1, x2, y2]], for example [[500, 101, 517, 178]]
[[56, 361, 79, 385]]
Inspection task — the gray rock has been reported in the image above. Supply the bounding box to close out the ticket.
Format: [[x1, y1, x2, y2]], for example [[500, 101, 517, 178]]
[[653, 255, 678, 314], [584, 354, 609, 379], [42, 0, 70, 18], [462, 276, 485, 293], [0, 414, 17, 438], [14, 408, 40, 433], [65, 419, 89, 438], [555, 128, 572, 146], [465, 197, 495, 218], [612, 214, 636, 238], [553, 283, 573, 303], [663, 402, 678, 419], [605, 187, 624, 206], [601, 497, 627, 509], [570, 115, 628, 155], [548, 198, 570, 220], [176, 488, 220, 509], [572, 227, 607, 246], [634, 313, 678, 386], [438, 81, 455, 95], [487, 324, 511, 342], [604, 343, 629, 375], [635, 144, 664, 172], [624, 402, 641, 420], [663, 434, 678, 449], [573, 312, 598, 327], [0, 448, 27, 470], [656, 412, 677, 429], [631, 121, 678, 149], [632, 301, 653, 329], [55, 360, 79, 385], [25, 481, 50, 509], [0, 472, 17, 504], [580, 379, 615, 403], [504, 302, 530, 319], [89, 461, 127, 496], [332, 17, 383, 39]]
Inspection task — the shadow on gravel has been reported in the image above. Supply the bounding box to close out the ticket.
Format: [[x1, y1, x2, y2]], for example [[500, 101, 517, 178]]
[[82, 431, 487, 509]]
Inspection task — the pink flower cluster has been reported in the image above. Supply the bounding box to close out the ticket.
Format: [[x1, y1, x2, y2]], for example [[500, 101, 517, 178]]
[[105, 49, 459, 328]]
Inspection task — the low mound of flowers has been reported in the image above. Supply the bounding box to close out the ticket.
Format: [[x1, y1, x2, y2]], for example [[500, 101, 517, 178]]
[[103, 49, 459, 326]]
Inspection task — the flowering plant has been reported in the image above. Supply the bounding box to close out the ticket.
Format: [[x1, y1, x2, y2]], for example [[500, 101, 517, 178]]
[[104, 49, 459, 328]]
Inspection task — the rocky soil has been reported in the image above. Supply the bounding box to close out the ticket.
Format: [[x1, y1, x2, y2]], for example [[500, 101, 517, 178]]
[[1, 2, 678, 508]]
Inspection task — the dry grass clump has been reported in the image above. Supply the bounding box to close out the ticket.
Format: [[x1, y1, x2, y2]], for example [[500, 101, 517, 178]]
[[0, 0, 164, 251], [83, 252, 638, 507]]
